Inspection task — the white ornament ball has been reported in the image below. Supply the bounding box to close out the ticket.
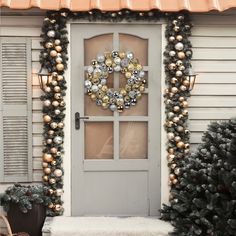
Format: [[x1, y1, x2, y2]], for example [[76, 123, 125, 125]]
[[169, 51, 176, 57], [44, 100, 51, 107], [87, 66, 94, 74], [91, 85, 99, 93], [84, 80, 92, 88], [167, 132, 175, 140], [176, 70, 183, 77], [126, 51, 134, 60], [114, 65, 121, 72], [53, 136, 63, 144], [100, 79, 107, 85], [54, 169, 63, 177], [175, 42, 184, 51], [114, 57, 121, 64], [56, 57, 63, 64], [47, 30, 56, 38], [97, 54, 105, 63]]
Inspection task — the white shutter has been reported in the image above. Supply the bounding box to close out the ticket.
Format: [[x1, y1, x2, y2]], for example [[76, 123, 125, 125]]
[[0, 37, 32, 182]]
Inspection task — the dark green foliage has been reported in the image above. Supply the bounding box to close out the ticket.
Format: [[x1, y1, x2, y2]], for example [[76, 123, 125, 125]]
[[0, 184, 50, 214], [161, 119, 236, 235]]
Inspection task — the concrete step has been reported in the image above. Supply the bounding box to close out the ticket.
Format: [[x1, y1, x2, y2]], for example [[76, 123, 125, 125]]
[[42, 216, 173, 236]]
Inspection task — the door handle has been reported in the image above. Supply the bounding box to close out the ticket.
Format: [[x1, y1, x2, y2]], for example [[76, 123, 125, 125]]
[[75, 112, 89, 130]]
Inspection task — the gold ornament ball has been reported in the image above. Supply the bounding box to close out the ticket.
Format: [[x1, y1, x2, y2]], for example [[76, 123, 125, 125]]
[[168, 63, 176, 70], [50, 50, 57, 57], [57, 75, 64, 81], [174, 136, 181, 142], [42, 162, 48, 168], [48, 189, 54, 195], [55, 189, 64, 196], [171, 77, 178, 84], [183, 80, 190, 87], [182, 109, 188, 116], [180, 85, 187, 91], [49, 178, 56, 184], [176, 35, 183, 41], [60, 101, 66, 107], [90, 94, 96, 100], [169, 174, 176, 180], [119, 52, 126, 58], [45, 42, 53, 49], [185, 143, 190, 149], [139, 85, 145, 93], [54, 169, 63, 177], [102, 102, 109, 109], [125, 71, 132, 79], [43, 167, 51, 174], [120, 88, 127, 96], [168, 148, 174, 154], [54, 204, 63, 212], [101, 85, 108, 92], [50, 147, 58, 154], [54, 86, 61, 92], [43, 115, 52, 123], [176, 70, 183, 77], [117, 105, 124, 112], [173, 106, 180, 112], [44, 86, 51, 92], [54, 93, 62, 100], [48, 203, 54, 209], [58, 122, 64, 128], [52, 101, 59, 107], [51, 160, 57, 166], [172, 179, 178, 185], [51, 80, 58, 86], [43, 175, 49, 182], [56, 63, 64, 71], [43, 153, 53, 162], [102, 95, 109, 103], [166, 121, 174, 128], [171, 87, 178, 93], [50, 122, 58, 129], [54, 39, 61, 45], [105, 59, 112, 67], [167, 154, 175, 162], [171, 163, 177, 169], [182, 101, 188, 107], [179, 96, 185, 102], [48, 130, 54, 135], [52, 72, 58, 77], [178, 51, 185, 59], [177, 141, 185, 148], [173, 116, 180, 123], [55, 45, 62, 52]]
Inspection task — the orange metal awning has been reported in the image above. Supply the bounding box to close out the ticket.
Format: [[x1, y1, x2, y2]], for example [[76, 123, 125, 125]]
[[0, 0, 236, 12]]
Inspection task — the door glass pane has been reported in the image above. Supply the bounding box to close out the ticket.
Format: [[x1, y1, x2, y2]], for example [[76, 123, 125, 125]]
[[119, 33, 148, 66], [120, 122, 148, 159], [85, 122, 113, 159], [120, 94, 148, 116], [84, 34, 113, 65]]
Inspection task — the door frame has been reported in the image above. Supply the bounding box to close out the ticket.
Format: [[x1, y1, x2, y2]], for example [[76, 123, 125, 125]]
[[62, 20, 169, 216]]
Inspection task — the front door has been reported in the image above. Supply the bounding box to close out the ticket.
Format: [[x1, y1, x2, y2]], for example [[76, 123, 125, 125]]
[[71, 24, 161, 216]]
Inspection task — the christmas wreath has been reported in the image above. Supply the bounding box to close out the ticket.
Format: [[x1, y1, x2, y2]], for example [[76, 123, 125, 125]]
[[84, 51, 146, 112]]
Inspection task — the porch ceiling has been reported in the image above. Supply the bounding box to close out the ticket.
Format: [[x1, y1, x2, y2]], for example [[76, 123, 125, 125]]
[[0, 0, 236, 12]]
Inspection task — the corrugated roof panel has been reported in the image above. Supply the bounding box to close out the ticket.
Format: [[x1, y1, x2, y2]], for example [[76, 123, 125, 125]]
[[0, 0, 236, 12]]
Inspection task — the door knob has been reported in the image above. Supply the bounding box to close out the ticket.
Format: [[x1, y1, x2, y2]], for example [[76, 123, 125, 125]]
[[75, 112, 89, 130]]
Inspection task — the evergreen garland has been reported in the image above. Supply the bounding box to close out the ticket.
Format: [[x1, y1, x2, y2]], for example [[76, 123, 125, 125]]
[[39, 9, 192, 216]]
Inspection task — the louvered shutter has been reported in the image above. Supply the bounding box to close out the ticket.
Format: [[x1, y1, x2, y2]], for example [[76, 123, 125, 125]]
[[0, 37, 32, 182]]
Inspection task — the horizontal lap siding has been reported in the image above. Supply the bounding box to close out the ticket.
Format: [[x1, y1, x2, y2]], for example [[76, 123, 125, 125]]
[[0, 16, 44, 187], [190, 14, 236, 151]]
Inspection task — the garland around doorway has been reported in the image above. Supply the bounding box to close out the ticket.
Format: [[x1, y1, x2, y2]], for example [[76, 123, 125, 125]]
[[40, 10, 192, 216]]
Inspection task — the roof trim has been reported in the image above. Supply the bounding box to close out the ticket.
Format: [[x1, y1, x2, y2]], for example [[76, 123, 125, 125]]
[[0, 0, 236, 12]]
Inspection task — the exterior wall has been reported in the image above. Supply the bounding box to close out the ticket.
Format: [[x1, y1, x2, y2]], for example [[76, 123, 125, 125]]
[[190, 13, 236, 150], [0, 10, 236, 221]]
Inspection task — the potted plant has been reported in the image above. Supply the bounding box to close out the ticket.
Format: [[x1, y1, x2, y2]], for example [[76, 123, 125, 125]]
[[0, 183, 50, 236]]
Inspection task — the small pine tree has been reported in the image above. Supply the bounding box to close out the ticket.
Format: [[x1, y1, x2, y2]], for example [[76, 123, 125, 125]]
[[161, 119, 236, 236]]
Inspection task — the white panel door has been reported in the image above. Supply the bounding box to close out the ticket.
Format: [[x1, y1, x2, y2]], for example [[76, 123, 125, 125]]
[[71, 24, 161, 216]]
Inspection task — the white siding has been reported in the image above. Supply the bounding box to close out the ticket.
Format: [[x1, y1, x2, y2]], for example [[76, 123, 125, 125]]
[[0, 16, 44, 188], [189, 14, 236, 150]]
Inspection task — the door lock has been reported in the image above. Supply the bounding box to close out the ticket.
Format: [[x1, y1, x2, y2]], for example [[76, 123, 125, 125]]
[[75, 112, 89, 130]]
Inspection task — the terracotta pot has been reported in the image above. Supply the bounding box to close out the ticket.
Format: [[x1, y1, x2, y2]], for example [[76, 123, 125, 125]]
[[7, 203, 46, 236]]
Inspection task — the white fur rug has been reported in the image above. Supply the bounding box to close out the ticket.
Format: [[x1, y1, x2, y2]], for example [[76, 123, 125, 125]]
[[43, 216, 173, 236]]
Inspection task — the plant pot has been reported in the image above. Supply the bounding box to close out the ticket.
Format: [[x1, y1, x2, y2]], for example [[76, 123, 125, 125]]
[[7, 203, 46, 236]]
